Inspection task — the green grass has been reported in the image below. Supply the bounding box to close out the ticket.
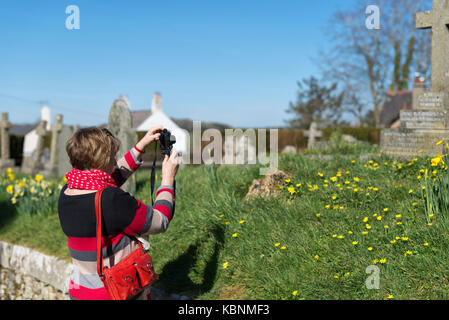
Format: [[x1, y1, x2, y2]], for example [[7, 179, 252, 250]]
[[1, 153, 449, 300]]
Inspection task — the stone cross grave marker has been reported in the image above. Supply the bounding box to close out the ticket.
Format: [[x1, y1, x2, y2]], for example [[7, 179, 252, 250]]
[[0, 112, 15, 171], [47, 114, 63, 175], [304, 122, 323, 149], [31, 120, 48, 175], [43, 114, 74, 177], [108, 97, 137, 195], [416, 0, 449, 95], [381, 0, 449, 157]]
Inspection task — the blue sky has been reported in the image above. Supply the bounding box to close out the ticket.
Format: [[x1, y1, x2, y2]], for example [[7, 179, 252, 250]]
[[0, 0, 356, 128]]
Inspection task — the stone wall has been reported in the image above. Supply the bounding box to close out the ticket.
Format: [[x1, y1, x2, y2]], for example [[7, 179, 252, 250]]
[[0, 241, 70, 300], [0, 266, 67, 300], [0, 241, 189, 300]]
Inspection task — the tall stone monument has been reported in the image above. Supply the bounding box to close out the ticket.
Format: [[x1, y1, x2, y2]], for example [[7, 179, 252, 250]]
[[0, 113, 15, 172], [381, 0, 449, 157], [108, 96, 138, 195]]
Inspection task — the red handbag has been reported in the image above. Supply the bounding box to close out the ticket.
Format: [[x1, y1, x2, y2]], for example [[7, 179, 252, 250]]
[[95, 187, 158, 300]]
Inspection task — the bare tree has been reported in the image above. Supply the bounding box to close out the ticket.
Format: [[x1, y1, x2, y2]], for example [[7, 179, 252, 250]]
[[317, 0, 431, 127]]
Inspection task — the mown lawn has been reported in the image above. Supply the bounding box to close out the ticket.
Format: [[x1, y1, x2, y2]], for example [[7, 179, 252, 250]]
[[1, 153, 449, 300]]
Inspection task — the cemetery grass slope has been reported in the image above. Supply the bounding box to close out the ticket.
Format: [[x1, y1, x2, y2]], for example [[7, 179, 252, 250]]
[[1, 154, 449, 299]]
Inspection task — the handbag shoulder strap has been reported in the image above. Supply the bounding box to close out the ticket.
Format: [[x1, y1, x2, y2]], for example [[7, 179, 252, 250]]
[[95, 187, 107, 279]]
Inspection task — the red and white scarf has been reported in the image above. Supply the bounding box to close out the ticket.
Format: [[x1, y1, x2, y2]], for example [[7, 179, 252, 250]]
[[65, 169, 117, 190]]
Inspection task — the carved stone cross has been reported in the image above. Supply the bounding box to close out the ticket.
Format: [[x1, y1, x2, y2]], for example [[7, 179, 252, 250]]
[[32, 120, 48, 173], [304, 122, 323, 149], [0, 112, 12, 160], [50, 114, 63, 167], [416, 0, 449, 92]]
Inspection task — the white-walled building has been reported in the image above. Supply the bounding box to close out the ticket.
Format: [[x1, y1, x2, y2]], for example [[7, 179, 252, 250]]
[[132, 93, 189, 154]]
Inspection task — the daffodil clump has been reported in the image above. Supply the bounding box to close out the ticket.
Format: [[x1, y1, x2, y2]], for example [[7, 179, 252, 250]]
[[422, 140, 449, 218], [1, 168, 65, 216]]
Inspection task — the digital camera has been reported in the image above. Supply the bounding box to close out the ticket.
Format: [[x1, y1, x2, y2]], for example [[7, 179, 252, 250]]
[[159, 129, 176, 156]]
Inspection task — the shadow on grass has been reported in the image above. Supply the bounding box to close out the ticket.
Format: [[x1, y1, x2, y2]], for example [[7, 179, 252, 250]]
[[155, 225, 224, 299], [0, 194, 17, 233]]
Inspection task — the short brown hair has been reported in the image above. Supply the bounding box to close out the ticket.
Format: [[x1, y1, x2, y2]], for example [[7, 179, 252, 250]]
[[66, 127, 121, 171]]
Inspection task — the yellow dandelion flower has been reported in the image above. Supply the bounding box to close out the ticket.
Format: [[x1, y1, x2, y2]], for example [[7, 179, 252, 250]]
[[363, 217, 369, 223], [380, 258, 387, 264], [352, 241, 358, 245], [368, 247, 373, 251], [239, 220, 246, 224], [35, 174, 43, 182], [223, 262, 229, 269], [292, 290, 298, 296], [354, 177, 360, 182], [388, 294, 394, 299], [383, 208, 389, 212], [275, 243, 281, 247], [424, 242, 429, 247], [285, 179, 291, 183], [316, 213, 321, 218], [377, 216, 382, 221], [280, 246, 287, 250], [330, 177, 337, 182], [314, 255, 319, 260], [332, 195, 337, 200], [232, 233, 238, 238], [373, 259, 379, 264], [333, 275, 339, 279]]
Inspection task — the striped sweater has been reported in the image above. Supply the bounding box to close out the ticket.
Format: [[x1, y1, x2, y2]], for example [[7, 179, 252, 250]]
[[57, 149, 175, 300]]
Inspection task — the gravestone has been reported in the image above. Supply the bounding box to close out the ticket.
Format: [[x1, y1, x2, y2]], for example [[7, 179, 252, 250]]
[[304, 122, 323, 149], [108, 97, 137, 195], [282, 145, 297, 154], [22, 120, 48, 175], [381, 0, 449, 157], [235, 133, 257, 164], [0, 113, 15, 172]]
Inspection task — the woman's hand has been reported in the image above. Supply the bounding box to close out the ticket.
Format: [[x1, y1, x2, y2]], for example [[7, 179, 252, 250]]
[[135, 126, 164, 151], [161, 148, 179, 186]]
